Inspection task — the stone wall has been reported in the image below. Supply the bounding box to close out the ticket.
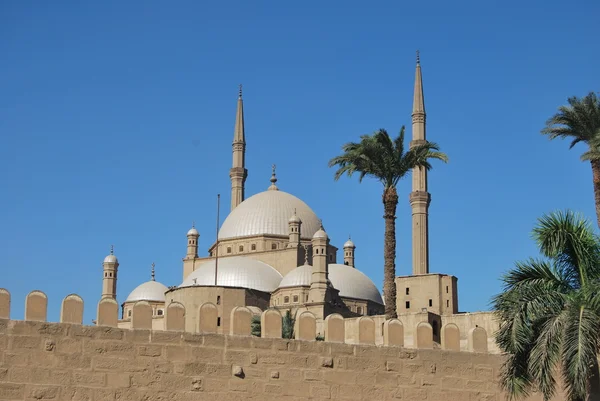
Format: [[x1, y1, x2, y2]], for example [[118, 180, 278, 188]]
[[0, 318, 567, 401], [0, 288, 569, 400]]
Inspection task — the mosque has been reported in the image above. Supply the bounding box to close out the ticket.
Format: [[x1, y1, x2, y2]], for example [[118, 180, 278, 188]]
[[99, 56, 498, 346]]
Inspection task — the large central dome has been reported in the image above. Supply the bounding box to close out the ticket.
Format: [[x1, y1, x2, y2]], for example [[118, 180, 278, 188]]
[[218, 189, 321, 240]]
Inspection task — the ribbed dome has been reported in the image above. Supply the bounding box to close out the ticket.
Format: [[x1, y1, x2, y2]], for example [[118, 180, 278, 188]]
[[187, 227, 199, 236], [180, 256, 283, 293], [125, 280, 168, 303], [278, 264, 312, 288], [343, 239, 355, 248], [277, 263, 383, 305], [218, 190, 320, 240]]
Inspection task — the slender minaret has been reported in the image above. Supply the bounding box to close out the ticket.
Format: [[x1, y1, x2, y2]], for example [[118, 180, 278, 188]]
[[230, 85, 248, 211], [409, 51, 431, 275], [102, 245, 119, 299]]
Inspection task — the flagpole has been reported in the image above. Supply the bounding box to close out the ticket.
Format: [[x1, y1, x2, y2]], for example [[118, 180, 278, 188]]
[[215, 194, 220, 286]]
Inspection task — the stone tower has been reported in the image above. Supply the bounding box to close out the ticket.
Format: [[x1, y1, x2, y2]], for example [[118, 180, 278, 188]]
[[230, 85, 248, 211], [308, 224, 329, 303], [343, 237, 355, 267], [102, 246, 119, 299], [186, 224, 199, 259], [409, 51, 431, 275], [287, 210, 302, 248]]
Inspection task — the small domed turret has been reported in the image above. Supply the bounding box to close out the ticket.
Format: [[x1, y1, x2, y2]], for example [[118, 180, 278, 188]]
[[186, 223, 199, 259], [343, 236, 356, 267], [102, 245, 119, 299]]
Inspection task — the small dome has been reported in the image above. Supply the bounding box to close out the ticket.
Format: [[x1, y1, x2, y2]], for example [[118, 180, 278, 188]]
[[343, 238, 355, 248], [288, 213, 301, 224], [313, 227, 328, 240], [103, 254, 118, 264], [187, 227, 199, 236], [277, 263, 383, 305], [278, 264, 312, 288], [125, 280, 168, 303], [180, 256, 283, 293], [329, 264, 383, 304]]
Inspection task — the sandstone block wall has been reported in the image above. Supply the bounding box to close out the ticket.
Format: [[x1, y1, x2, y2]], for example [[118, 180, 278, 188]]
[[0, 319, 566, 401]]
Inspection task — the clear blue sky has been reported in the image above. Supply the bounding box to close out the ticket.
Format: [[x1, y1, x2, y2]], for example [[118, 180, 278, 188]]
[[1, 1, 598, 323]]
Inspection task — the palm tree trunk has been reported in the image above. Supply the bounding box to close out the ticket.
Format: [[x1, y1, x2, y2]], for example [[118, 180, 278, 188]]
[[383, 186, 398, 319], [587, 358, 600, 401], [591, 160, 600, 229]]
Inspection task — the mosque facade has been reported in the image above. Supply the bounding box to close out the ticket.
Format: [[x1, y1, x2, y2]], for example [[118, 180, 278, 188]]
[[100, 56, 499, 346]]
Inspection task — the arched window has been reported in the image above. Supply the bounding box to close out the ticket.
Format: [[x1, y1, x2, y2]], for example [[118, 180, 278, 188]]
[[239, 245, 244, 252], [157, 310, 163, 316], [293, 295, 298, 303], [271, 243, 277, 250], [217, 296, 221, 305], [227, 247, 232, 254], [128, 310, 132, 317], [251, 244, 256, 251], [284, 296, 290, 304], [357, 306, 362, 315]]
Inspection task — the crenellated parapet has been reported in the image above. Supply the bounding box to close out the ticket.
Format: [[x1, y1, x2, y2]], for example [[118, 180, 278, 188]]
[[0, 288, 492, 355]]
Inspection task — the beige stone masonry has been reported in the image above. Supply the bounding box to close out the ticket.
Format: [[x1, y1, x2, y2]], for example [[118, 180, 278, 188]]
[[383, 319, 403, 347], [295, 310, 316, 341], [442, 323, 461, 351], [416, 321, 433, 349], [60, 294, 83, 325], [96, 297, 118, 327], [165, 302, 185, 332], [324, 313, 344, 343], [0, 318, 567, 400], [131, 301, 153, 330], [260, 309, 282, 339], [25, 290, 47, 322], [0, 288, 9, 319], [198, 302, 218, 334], [469, 326, 489, 353], [357, 316, 375, 345], [229, 306, 252, 336]]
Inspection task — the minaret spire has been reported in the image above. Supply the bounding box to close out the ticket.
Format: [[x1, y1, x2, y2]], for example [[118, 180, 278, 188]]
[[230, 84, 248, 211], [409, 50, 431, 275], [151, 262, 155, 281]]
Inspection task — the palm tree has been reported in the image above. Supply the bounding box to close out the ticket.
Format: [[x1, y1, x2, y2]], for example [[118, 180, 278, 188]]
[[492, 210, 600, 401], [328, 126, 448, 318], [541, 92, 600, 228]]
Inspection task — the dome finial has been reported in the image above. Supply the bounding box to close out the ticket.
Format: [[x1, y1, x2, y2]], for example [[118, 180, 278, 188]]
[[416, 50, 420, 65], [268, 164, 279, 190], [151, 262, 156, 281], [110, 245, 114, 255], [238, 84, 243, 99], [192, 220, 195, 228]]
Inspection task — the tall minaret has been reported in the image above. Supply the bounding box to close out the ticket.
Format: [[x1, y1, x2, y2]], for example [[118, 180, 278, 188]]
[[230, 85, 248, 211], [409, 51, 431, 275]]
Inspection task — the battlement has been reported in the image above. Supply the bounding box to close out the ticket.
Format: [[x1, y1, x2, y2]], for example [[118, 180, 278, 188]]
[[0, 288, 491, 354], [0, 288, 564, 400]]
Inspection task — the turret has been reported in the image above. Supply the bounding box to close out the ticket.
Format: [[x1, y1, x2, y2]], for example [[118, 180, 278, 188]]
[[343, 237, 355, 267], [186, 223, 199, 259], [308, 222, 329, 303], [102, 245, 119, 299], [287, 209, 302, 248]]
